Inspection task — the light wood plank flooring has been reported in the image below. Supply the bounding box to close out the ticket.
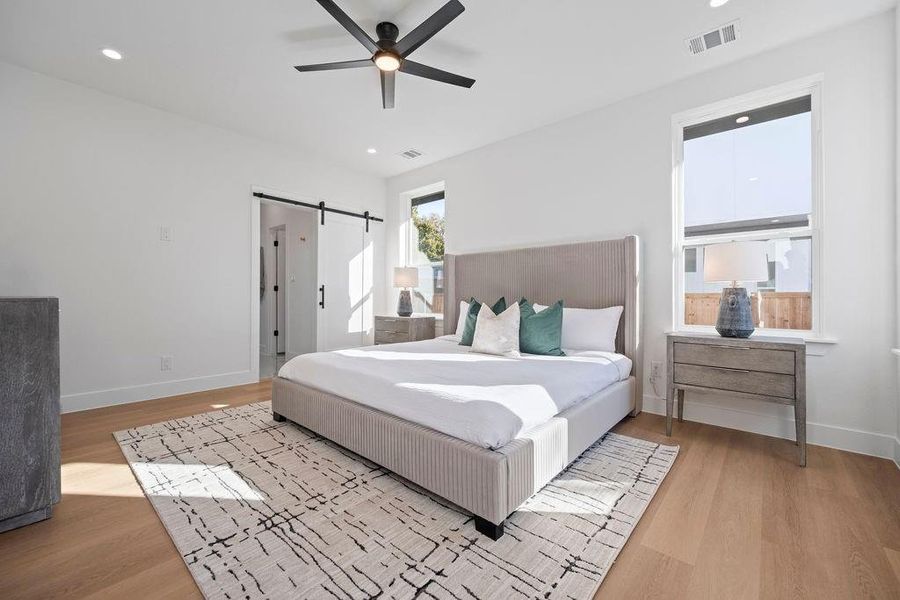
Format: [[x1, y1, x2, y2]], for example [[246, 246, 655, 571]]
[[0, 381, 898, 599]]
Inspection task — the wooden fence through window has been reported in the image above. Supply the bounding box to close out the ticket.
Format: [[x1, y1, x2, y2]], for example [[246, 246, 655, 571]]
[[685, 292, 812, 330]]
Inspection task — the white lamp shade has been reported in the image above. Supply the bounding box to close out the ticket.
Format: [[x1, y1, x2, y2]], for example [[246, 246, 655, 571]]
[[393, 267, 419, 288], [703, 241, 769, 284]]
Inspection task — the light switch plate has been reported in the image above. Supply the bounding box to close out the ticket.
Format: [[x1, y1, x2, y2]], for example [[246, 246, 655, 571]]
[[159, 226, 173, 242]]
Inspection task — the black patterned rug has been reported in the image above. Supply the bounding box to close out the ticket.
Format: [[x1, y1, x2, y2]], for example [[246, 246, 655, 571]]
[[114, 401, 677, 599]]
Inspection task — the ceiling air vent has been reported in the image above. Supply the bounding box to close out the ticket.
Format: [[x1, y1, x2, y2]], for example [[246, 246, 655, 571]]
[[685, 20, 741, 55], [399, 148, 423, 160]]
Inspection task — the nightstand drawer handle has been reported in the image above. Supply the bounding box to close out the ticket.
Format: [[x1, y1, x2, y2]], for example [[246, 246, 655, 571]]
[[701, 365, 753, 374]]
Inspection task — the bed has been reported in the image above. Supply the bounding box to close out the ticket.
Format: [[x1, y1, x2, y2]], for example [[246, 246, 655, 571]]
[[272, 236, 642, 539]]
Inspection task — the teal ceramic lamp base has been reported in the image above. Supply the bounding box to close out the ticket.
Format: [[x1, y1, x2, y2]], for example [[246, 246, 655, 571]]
[[715, 287, 755, 338], [396, 290, 412, 317]]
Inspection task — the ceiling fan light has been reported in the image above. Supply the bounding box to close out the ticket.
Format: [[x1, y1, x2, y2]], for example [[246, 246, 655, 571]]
[[374, 52, 400, 72]]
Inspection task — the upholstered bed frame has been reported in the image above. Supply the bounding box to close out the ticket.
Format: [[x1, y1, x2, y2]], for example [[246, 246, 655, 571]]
[[272, 236, 642, 539]]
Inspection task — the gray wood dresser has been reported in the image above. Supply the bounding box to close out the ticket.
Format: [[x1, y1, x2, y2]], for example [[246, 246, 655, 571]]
[[666, 333, 806, 466], [0, 297, 61, 532], [374, 315, 436, 345]]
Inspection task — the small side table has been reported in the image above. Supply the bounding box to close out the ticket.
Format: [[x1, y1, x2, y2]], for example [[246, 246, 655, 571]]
[[375, 315, 436, 345], [666, 333, 807, 466]]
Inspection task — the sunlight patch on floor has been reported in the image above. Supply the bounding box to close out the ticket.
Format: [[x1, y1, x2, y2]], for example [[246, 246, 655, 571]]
[[63, 461, 266, 502], [131, 462, 266, 502], [62, 462, 145, 498], [517, 477, 625, 515]]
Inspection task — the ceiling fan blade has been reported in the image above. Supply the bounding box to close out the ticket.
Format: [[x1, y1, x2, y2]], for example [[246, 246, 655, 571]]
[[295, 59, 374, 72], [315, 0, 379, 53], [393, 0, 465, 57], [381, 70, 396, 109], [400, 60, 474, 88]]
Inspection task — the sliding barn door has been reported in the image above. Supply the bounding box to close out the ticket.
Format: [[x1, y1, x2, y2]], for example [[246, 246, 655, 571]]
[[316, 212, 373, 351]]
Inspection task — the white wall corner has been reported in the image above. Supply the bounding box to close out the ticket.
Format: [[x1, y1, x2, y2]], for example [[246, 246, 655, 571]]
[[61, 371, 257, 413], [642, 394, 897, 460]]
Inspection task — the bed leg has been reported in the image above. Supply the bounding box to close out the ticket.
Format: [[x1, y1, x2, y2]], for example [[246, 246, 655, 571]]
[[474, 516, 504, 541], [272, 411, 286, 422]]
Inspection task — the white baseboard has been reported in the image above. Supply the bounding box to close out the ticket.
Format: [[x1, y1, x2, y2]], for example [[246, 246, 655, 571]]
[[642, 394, 897, 460], [894, 437, 900, 470], [61, 370, 258, 413]]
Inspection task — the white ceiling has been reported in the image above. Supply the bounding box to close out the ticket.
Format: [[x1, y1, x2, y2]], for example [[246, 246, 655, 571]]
[[0, 0, 894, 177]]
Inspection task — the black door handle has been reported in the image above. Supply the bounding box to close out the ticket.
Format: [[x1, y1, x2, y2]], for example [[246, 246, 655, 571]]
[[319, 285, 325, 308]]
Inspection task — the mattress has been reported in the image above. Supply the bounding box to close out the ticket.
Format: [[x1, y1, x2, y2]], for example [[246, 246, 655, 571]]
[[277, 336, 632, 449]]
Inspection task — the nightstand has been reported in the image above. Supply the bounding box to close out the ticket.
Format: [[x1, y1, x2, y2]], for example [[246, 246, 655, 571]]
[[375, 315, 436, 345], [666, 333, 807, 466]]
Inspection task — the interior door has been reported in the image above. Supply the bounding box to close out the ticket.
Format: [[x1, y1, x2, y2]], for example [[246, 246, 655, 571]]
[[317, 211, 373, 351], [275, 228, 286, 354]]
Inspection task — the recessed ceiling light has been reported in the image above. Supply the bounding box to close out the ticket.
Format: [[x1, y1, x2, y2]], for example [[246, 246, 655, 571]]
[[709, 0, 730, 7], [749, 177, 759, 182], [366, 148, 377, 154], [101, 48, 123, 60], [771, 219, 780, 223], [736, 115, 750, 124]]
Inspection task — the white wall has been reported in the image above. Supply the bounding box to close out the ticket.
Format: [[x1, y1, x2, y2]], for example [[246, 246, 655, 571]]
[[895, 6, 900, 467], [386, 13, 898, 458], [0, 60, 386, 412], [259, 201, 319, 358]]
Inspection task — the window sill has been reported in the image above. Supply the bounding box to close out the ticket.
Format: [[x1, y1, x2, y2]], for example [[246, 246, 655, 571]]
[[668, 328, 837, 356]]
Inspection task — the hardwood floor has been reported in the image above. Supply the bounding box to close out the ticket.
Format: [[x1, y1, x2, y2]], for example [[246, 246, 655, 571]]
[[1, 381, 898, 599]]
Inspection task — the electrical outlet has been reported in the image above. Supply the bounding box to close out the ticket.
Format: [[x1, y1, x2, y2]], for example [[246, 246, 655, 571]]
[[650, 361, 662, 382], [160, 355, 174, 371]]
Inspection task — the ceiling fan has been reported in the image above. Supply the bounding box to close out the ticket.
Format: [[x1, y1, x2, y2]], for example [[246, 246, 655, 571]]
[[295, 0, 475, 109]]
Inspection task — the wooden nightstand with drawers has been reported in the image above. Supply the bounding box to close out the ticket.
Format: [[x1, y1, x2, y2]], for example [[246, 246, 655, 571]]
[[374, 315, 436, 345], [666, 333, 807, 466]]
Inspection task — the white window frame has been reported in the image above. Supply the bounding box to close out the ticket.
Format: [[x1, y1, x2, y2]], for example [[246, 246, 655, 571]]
[[672, 75, 825, 340], [400, 182, 445, 317]]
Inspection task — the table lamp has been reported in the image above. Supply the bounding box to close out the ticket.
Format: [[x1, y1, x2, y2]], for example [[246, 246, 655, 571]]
[[703, 241, 768, 338], [393, 267, 419, 317]]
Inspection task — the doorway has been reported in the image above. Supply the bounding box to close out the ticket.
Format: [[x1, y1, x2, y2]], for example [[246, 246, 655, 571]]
[[259, 201, 318, 378]]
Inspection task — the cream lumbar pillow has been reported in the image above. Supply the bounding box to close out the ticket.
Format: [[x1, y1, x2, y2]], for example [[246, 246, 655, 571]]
[[471, 302, 521, 357]]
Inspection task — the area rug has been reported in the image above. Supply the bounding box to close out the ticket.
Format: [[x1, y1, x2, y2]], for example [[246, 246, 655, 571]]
[[115, 402, 677, 600]]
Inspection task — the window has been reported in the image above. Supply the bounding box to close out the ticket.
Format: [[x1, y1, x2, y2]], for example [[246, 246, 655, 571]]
[[674, 79, 822, 335], [408, 191, 445, 315], [684, 248, 697, 273]]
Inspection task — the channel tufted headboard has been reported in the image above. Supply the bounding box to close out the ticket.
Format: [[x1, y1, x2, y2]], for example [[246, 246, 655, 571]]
[[443, 235, 642, 414]]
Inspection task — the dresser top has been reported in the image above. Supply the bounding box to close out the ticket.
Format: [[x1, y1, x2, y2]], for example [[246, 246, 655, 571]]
[[668, 331, 805, 349], [376, 314, 436, 320]]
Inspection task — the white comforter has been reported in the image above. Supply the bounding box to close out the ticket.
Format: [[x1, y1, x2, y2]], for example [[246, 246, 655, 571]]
[[278, 336, 632, 449]]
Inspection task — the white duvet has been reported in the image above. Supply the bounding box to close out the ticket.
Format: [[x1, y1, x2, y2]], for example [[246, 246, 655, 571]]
[[278, 336, 631, 449]]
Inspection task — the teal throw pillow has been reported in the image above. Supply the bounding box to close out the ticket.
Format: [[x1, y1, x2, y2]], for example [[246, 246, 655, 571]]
[[518, 298, 565, 356]]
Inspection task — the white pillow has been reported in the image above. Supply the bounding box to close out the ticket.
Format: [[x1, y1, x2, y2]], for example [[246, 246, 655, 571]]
[[455, 300, 469, 335], [471, 302, 521, 357], [534, 303, 623, 352]]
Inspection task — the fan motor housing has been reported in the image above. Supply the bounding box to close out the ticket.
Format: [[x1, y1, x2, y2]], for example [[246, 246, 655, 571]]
[[376, 22, 399, 44]]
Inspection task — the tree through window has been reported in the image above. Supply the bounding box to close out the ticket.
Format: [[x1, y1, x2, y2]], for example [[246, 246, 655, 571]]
[[409, 191, 445, 315]]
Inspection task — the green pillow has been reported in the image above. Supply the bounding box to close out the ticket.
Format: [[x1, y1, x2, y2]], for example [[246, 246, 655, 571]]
[[518, 298, 565, 356], [459, 297, 507, 346]]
